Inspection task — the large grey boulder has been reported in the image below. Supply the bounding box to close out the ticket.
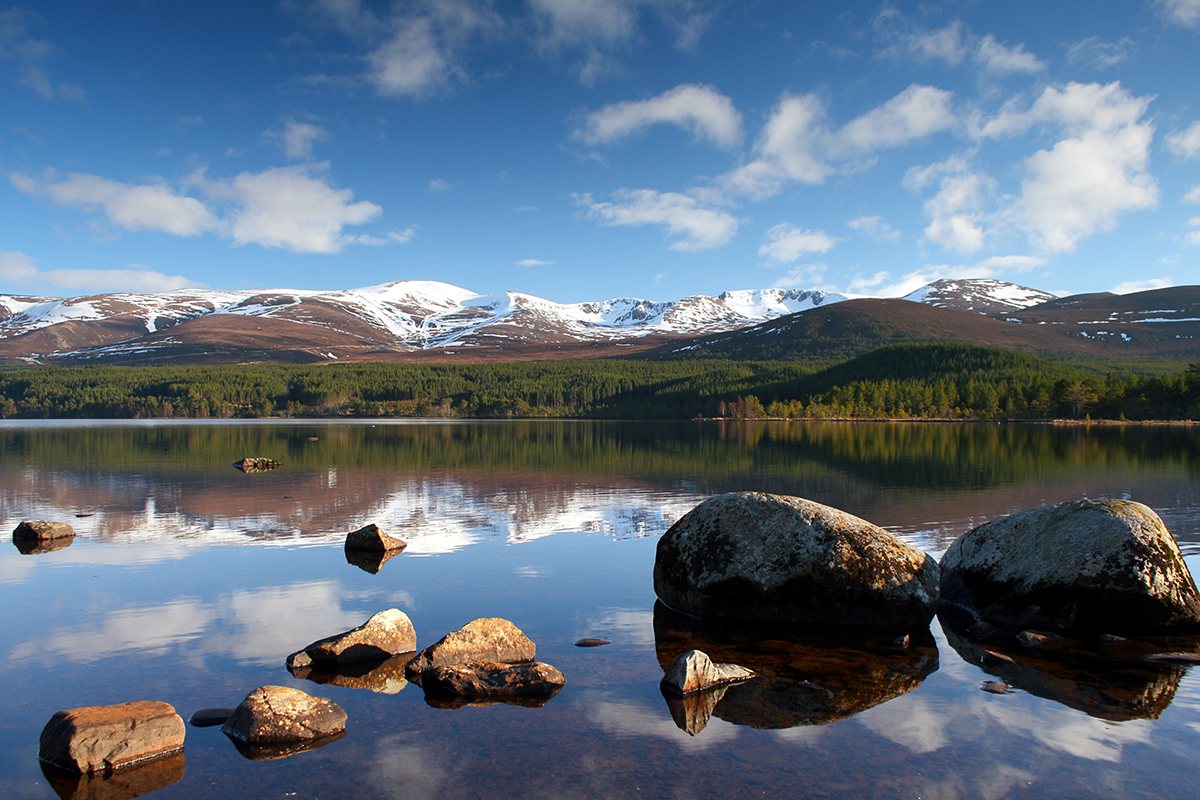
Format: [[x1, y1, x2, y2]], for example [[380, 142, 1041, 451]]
[[221, 686, 346, 744], [940, 499, 1200, 634], [39, 701, 185, 773], [653, 492, 939, 630], [286, 609, 416, 669], [405, 618, 535, 677]]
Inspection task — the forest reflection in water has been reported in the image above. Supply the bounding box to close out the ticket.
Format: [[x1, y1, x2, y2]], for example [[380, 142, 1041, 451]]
[[2, 419, 1200, 799]]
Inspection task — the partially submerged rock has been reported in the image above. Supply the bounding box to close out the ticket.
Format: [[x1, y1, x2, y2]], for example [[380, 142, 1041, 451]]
[[13, 520, 75, 542], [188, 708, 234, 728], [574, 638, 612, 648], [39, 701, 185, 773], [221, 686, 346, 744], [41, 750, 185, 800], [421, 661, 565, 705], [940, 499, 1200, 634], [286, 609, 416, 669], [653, 492, 940, 630], [232, 458, 281, 473], [406, 618, 535, 677], [660, 649, 755, 695], [344, 523, 406, 554]]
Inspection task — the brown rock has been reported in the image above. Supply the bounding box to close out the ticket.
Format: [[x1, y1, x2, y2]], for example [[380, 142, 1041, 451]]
[[233, 458, 281, 472], [290, 653, 413, 695], [406, 618, 535, 677], [980, 681, 1013, 694], [286, 609, 416, 668], [344, 548, 400, 574], [660, 649, 756, 695], [981, 650, 1015, 666], [220, 686, 346, 744], [344, 523, 406, 554], [1140, 651, 1200, 665], [1017, 630, 1075, 650], [14, 537, 74, 555], [13, 520, 75, 542], [574, 638, 612, 647], [653, 492, 939, 630], [663, 685, 729, 735], [41, 750, 185, 800], [421, 661, 565, 704], [38, 701, 185, 773]]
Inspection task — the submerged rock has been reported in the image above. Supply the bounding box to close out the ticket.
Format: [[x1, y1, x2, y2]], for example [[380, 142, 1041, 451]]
[[39, 701, 185, 773], [221, 686, 346, 744], [980, 681, 1014, 694], [286, 609, 416, 669], [232, 458, 281, 473], [13, 520, 75, 542], [406, 618, 535, 678], [344, 523, 406, 554], [653, 492, 939, 630], [940, 499, 1200, 635], [188, 708, 234, 728], [421, 661, 565, 705], [41, 750, 185, 800], [660, 649, 756, 695]]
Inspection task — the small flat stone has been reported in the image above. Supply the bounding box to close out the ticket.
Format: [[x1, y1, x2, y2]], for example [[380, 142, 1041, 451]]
[[39, 701, 185, 773], [13, 520, 75, 542], [574, 638, 612, 648], [1017, 630, 1067, 648], [1140, 651, 1200, 665], [980, 681, 1013, 694], [189, 708, 235, 728]]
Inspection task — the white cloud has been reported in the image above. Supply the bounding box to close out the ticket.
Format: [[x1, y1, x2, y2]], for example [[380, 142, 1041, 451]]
[[1188, 217, 1200, 246], [904, 155, 996, 254], [846, 257, 1038, 298], [573, 83, 742, 149], [577, 188, 738, 250], [1185, 185, 1200, 203], [971, 254, 1048, 272], [773, 262, 827, 289], [758, 223, 838, 264], [515, 258, 553, 266], [1159, 0, 1200, 28], [722, 85, 957, 199], [266, 118, 329, 160], [1066, 36, 1135, 69], [428, 178, 451, 192], [0, 251, 201, 293], [848, 215, 901, 242], [980, 82, 1159, 253], [1167, 121, 1200, 159], [14, 171, 219, 236], [205, 163, 383, 254], [1113, 277, 1173, 293], [0, 7, 85, 102], [975, 35, 1045, 74]]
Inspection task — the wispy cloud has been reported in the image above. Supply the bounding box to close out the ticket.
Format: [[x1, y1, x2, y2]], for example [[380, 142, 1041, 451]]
[[1158, 0, 1200, 28], [848, 215, 901, 242], [1166, 121, 1200, 159], [1113, 277, 1172, 293], [515, 258, 553, 266], [874, 15, 1044, 74], [0, 251, 202, 293], [266, 118, 330, 160], [758, 224, 838, 264], [573, 83, 742, 149], [0, 7, 85, 102], [1066, 36, 1136, 69], [576, 188, 738, 251]]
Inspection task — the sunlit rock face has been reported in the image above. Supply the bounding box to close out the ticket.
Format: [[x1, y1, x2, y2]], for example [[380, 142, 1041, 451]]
[[940, 499, 1200, 634], [939, 607, 1191, 722], [405, 618, 536, 678], [653, 603, 938, 733], [221, 686, 346, 745], [653, 492, 940, 630], [286, 608, 417, 669], [38, 701, 185, 774]]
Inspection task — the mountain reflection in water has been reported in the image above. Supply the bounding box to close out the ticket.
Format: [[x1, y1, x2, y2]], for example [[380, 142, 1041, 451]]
[[4, 420, 1200, 800]]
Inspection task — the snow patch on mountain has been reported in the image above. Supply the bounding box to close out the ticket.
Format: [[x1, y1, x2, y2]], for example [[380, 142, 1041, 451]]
[[903, 279, 1055, 314]]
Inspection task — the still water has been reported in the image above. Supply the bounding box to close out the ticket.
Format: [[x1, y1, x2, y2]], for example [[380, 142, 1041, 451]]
[[2, 420, 1200, 799]]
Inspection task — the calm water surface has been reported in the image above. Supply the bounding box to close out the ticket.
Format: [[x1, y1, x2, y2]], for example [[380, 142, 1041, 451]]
[[2, 420, 1200, 799]]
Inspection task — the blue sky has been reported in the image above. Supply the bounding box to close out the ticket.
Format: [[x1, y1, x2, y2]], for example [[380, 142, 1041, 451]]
[[3, 0, 1200, 303]]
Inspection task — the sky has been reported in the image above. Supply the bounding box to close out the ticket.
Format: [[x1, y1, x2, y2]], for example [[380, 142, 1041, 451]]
[[2, 1, 1200, 304]]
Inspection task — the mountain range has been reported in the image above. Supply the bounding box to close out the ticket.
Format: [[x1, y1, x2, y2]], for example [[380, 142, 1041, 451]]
[[1, 278, 1197, 365]]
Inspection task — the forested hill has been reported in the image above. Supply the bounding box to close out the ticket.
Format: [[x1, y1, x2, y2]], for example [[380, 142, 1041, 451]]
[[0, 343, 1194, 421]]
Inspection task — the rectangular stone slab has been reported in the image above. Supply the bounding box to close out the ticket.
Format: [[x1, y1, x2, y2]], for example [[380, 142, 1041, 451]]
[[39, 701, 185, 773]]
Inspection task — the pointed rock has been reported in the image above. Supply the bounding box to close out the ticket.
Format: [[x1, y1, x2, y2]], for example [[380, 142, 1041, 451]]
[[286, 609, 416, 668], [344, 523, 406, 554], [406, 618, 535, 677], [660, 649, 755, 695]]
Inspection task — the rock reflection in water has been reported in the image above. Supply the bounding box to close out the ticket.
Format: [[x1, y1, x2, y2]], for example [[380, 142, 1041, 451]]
[[344, 548, 401, 574], [229, 730, 347, 762], [41, 751, 185, 800], [289, 652, 413, 695], [653, 602, 938, 734], [13, 536, 74, 555], [940, 608, 1190, 721]]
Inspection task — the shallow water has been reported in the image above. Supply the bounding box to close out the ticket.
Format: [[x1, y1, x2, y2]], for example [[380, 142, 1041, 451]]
[[2, 420, 1200, 799]]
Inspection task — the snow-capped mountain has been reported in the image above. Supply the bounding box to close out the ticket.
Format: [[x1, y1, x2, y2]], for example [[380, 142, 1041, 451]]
[[902, 279, 1055, 315]]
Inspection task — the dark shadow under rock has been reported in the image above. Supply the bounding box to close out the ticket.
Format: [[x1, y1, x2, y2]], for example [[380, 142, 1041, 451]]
[[189, 708, 234, 727], [344, 548, 400, 574], [289, 652, 413, 694], [40, 751, 185, 800], [229, 730, 346, 762], [653, 601, 937, 733], [940, 606, 1194, 721], [14, 536, 74, 555]]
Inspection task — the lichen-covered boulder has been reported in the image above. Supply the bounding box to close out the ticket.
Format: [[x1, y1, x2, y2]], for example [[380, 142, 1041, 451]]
[[221, 686, 346, 744], [939, 499, 1200, 634], [286, 609, 416, 669], [653, 492, 939, 630], [14, 520, 75, 541], [405, 618, 535, 677], [39, 701, 185, 773]]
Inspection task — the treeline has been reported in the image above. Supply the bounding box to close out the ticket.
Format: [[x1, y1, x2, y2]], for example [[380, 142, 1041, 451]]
[[0, 343, 1195, 421]]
